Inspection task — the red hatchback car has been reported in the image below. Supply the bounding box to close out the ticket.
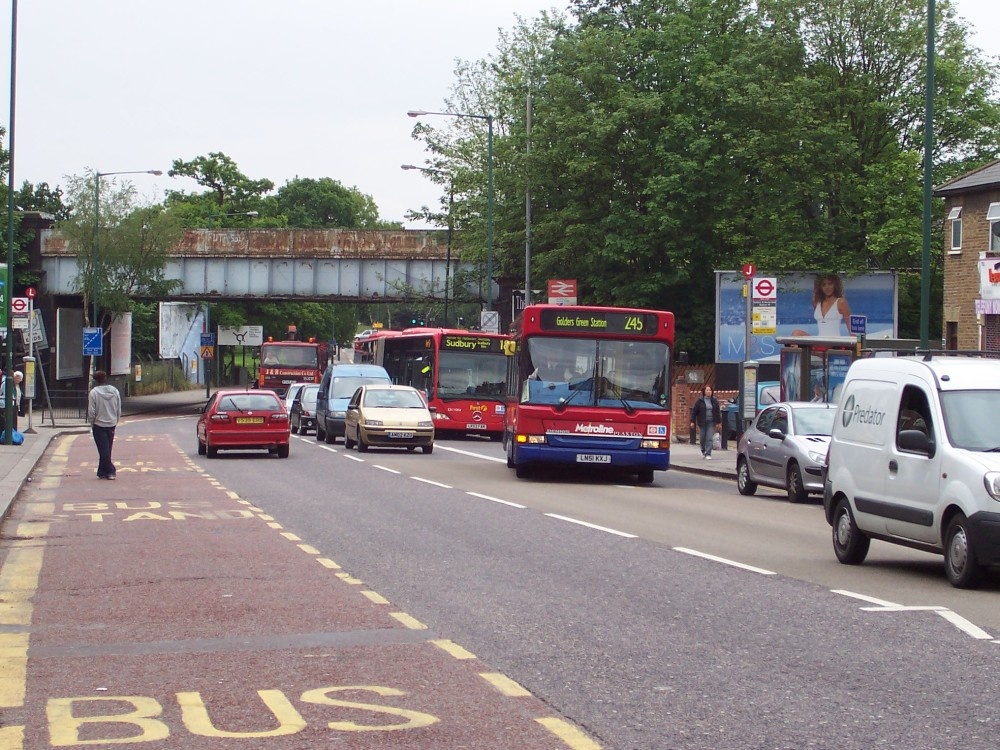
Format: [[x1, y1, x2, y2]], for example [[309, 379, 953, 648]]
[[197, 389, 290, 458]]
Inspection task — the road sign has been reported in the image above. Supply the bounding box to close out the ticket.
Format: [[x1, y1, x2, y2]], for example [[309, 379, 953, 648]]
[[201, 346, 214, 359], [200, 333, 215, 347], [547, 279, 578, 306], [849, 314, 867, 335], [25, 286, 36, 299], [11, 297, 29, 316], [751, 277, 777, 301], [83, 327, 103, 356], [741, 263, 756, 279], [480, 310, 500, 334]]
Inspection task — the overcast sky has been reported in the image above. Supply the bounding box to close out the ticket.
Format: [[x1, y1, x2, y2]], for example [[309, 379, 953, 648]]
[[3, 0, 998, 229]]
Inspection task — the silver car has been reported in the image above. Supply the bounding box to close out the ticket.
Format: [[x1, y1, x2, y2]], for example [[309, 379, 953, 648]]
[[736, 402, 836, 502]]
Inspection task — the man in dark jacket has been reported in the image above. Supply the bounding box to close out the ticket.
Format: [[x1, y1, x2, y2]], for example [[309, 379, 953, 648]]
[[689, 385, 722, 459]]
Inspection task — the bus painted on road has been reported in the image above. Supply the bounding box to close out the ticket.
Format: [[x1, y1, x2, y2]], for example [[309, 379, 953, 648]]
[[504, 305, 675, 483], [375, 327, 512, 440], [258, 338, 325, 395]]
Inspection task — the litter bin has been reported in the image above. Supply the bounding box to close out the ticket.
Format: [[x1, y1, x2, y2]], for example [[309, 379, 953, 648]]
[[723, 401, 741, 445]]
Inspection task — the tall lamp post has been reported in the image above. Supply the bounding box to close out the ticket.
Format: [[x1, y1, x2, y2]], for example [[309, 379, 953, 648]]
[[4, 0, 17, 445], [401, 164, 453, 326], [407, 109, 493, 312]]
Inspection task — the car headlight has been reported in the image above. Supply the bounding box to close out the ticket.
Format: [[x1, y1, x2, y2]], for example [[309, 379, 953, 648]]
[[332, 410, 346, 418], [808, 451, 827, 464], [365, 419, 383, 426], [417, 421, 433, 428], [985, 472, 1000, 502]]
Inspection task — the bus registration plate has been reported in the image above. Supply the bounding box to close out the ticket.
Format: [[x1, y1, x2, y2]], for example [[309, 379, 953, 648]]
[[387, 431, 414, 439], [466, 423, 487, 430], [577, 454, 611, 464]]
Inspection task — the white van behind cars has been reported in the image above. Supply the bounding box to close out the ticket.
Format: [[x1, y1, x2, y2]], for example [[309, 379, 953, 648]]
[[824, 355, 1000, 588]]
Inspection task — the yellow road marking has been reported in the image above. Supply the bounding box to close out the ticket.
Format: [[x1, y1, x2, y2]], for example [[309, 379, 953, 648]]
[[316, 558, 341, 569], [297, 544, 320, 555], [431, 639, 476, 660], [536, 717, 602, 749], [281, 532, 301, 541], [390, 612, 427, 630], [479, 672, 531, 697], [361, 590, 389, 605], [335, 573, 363, 585]]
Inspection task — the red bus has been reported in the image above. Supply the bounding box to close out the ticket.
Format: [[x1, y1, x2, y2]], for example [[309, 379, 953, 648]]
[[354, 330, 401, 364], [258, 338, 325, 395], [504, 305, 675, 483], [375, 327, 512, 440]]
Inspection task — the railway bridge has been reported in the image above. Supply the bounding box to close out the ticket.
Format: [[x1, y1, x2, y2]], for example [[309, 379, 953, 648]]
[[38, 227, 493, 303]]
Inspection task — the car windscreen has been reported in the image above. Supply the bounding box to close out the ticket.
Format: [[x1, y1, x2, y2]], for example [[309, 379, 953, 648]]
[[941, 390, 1000, 450], [217, 394, 281, 412], [332, 376, 387, 399], [363, 390, 425, 408], [791, 407, 836, 435]]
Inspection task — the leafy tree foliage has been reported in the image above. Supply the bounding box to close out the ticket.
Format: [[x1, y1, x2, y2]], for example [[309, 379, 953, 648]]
[[276, 177, 381, 228], [412, 0, 1000, 361]]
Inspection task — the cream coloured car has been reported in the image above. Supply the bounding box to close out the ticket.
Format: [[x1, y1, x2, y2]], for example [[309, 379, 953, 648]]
[[343, 384, 435, 454]]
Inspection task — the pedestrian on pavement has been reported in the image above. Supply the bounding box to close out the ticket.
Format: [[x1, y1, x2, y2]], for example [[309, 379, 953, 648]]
[[690, 384, 722, 460], [88, 370, 122, 480], [0, 370, 23, 434]]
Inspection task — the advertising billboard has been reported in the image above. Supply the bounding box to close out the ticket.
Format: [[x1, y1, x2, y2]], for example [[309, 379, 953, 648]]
[[715, 271, 897, 363]]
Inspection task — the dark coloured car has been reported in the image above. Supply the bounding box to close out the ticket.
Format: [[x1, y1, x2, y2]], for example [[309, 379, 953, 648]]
[[736, 401, 835, 502], [197, 389, 290, 458], [290, 384, 319, 435]]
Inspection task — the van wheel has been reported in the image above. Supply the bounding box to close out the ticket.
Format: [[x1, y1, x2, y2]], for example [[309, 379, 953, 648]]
[[316, 423, 326, 442], [786, 462, 807, 503], [944, 514, 985, 589], [832, 499, 870, 565], [736, 458, 757, 496]]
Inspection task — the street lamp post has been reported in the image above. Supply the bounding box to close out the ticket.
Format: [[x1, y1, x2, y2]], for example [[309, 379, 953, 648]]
[[91, 169, 162, 377], [4, 0, 17, 445], [401, 164, 453, 326], [407, 109, 493, 312]]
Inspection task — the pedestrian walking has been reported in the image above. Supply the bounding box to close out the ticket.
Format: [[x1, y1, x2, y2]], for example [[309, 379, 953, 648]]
[[689, 384, 722, 460], [88, 370, 121, 480]]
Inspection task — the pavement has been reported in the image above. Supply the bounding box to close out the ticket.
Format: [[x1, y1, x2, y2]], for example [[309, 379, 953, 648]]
[[0, 389, 737, 521]]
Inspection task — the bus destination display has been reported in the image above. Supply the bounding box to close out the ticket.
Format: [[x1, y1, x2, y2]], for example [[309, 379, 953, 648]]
[[442, 335, 505, 352], [538, 309, 659, 336]]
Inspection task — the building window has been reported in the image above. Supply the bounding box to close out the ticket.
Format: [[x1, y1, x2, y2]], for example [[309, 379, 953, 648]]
[[946, 321, 958, 351], [948, 206, 962, 252], [988, 202, 1000, 253]]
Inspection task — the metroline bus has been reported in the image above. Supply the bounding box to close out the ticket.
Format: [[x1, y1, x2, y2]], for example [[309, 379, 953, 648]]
[[504, 304, 675, 483], [374, 327, 512, 440]]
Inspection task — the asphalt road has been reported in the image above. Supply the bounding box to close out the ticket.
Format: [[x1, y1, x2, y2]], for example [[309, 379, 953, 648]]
[[161, 414, 1000, 750]]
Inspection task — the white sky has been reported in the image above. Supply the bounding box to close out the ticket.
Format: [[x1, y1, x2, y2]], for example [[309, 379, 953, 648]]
[[2, 0, 998, 229]]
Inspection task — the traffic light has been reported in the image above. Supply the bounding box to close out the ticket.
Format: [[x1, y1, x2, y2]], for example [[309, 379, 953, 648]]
[[411, 318, 417, 324]]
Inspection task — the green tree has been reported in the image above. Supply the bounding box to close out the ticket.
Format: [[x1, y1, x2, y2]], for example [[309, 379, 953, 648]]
[[167, 152, 274, 208], [57, 171, 184, 330], [276, 177, 381, 228]]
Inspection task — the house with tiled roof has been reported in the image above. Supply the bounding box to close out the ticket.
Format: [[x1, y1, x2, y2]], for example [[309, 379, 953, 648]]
[[933, 159, 1000, 353]]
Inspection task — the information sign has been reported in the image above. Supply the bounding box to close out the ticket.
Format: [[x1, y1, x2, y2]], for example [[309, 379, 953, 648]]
[[83, 327, 103, 356]]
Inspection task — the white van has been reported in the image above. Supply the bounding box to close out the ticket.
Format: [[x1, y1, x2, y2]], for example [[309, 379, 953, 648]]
[[823, 355, 1000, 588]]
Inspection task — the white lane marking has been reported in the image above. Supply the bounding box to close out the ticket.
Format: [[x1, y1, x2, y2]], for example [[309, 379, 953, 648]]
[[343, 454, 364, 462], [673, 547, 775, 576], [434, 444, 508, 463], [831, 589, 899, 607], [466, 492, 526, 509], [319, 445, 338, 453], [834, 590, 993, 640], [413, 477, 452, 489], [545, 514, 636, 538], [374, 465, 401, 475]]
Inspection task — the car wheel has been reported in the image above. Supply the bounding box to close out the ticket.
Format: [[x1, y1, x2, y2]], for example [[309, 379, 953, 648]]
[[736, 457, 757, 496], [636, 468, 654, 485], [832, 498, 870, 565], [358, 432, 369, 452], [290, 420, 299, 435], [277, 444, 290, 459], [344, 428, 355, 449], [207, 443, 218, 458], [422, 444, 433, 454], [944, 514, 985, 589], [786, 462, 807, 503], [198, 438, 206, 456]]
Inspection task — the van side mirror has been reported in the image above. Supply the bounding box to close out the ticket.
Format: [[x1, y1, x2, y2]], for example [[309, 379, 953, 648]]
[[898, 429, 934, 456]]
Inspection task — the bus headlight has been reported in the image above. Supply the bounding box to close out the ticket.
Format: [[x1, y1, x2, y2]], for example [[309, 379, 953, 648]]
[[516, 434, 546, 444], [641, 439, 668, 449]]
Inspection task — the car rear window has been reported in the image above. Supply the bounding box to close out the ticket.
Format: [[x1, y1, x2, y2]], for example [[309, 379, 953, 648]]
[[217, 394, 282, 412]]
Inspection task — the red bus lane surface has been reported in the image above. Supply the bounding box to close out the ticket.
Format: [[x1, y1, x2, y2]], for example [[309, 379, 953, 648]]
[[0, 432, 599, 749]]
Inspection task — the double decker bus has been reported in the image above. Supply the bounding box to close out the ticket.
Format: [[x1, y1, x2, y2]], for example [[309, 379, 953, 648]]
[[258, 333, 326, 395], [504, 305, 674, 483], [375, 327, 511, 440]]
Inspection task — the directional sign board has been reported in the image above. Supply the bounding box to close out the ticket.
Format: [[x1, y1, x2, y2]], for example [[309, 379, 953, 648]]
[[83, 327, 103, 356]]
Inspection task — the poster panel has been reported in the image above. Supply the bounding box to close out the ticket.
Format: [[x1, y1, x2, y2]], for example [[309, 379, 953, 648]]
[[715, 271, 897, 363], [110, 313, 133, 376]]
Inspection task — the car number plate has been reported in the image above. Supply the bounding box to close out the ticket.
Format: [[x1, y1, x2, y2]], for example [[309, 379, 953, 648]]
[[577, 454, 611, 464], [466, 423, 487, 430], [387, 431, 414, 439], [235, 417, 265, 425]]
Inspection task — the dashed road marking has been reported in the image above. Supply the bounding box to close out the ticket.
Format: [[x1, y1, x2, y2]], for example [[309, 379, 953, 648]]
[[545, 514, 636, 539], [674, 547, 775, 575], [480, 672, 531, 697], [466, 492, 526, 509], [431, 639, 476, 660], [390, 612, 427, 630]]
